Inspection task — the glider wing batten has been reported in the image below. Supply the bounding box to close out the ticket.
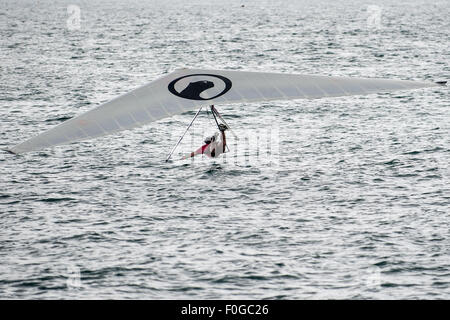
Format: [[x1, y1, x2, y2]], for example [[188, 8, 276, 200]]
[[9, 68, 440, 154], [259, 73, 286, 99]]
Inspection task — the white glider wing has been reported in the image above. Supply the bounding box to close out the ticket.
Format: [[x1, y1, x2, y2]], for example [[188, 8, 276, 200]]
[[9, 68, 441, 154]]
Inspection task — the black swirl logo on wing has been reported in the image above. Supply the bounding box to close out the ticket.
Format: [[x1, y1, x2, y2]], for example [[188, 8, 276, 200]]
[[168, 74, 232, 100]]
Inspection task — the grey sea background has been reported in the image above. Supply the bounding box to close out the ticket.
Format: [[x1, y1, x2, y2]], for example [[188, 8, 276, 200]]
[[0, 0, 449, 299]]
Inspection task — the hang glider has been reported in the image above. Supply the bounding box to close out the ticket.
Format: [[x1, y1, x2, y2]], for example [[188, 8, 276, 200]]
[[7, 68, 445, 154]]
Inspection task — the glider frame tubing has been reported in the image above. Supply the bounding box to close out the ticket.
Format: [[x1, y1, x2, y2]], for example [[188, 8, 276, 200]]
[[210, 105, 238, 139], [210, 105, 230, 153], [165, 106, 203, 162], [165, 105, 234, 161]]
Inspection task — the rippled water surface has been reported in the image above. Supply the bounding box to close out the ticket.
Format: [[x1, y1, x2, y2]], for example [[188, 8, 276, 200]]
[[1, 0, 449, 299]]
